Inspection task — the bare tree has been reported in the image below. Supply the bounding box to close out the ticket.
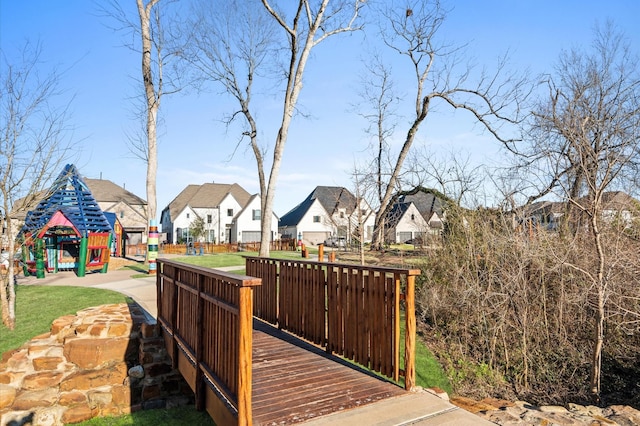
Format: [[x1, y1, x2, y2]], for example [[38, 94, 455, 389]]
[[367, 0, 529, 249], [185, 0, 363, 257], [519, 22, 640, 399], [0, 42, 75, 328], [101, 0, 183, 254]]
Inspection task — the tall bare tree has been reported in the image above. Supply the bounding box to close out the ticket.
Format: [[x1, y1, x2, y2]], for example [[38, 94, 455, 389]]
[[519, 22, 640, 399], [185, 0, 363, 256], [367, 0, 528, 249], [0, 42, 75, 328], [101, 0, 182, 250]]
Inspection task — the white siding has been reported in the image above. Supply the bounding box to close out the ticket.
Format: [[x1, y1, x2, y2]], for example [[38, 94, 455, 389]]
[[231, 196, 279, 243], [297, 200, 335, 244], [392, 203, 429, 243]]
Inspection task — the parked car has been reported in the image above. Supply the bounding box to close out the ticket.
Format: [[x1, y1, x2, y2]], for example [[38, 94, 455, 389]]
[[324, 237, 346, 248]]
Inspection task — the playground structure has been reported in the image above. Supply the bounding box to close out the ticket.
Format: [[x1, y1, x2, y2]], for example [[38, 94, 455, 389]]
[[17, 164, 113, 278]]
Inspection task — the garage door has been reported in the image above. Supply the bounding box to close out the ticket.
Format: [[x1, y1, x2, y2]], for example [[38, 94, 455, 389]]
[[303, 232, 330, 245], [242, 231, 261, 242], [397, 232, 412, 243]]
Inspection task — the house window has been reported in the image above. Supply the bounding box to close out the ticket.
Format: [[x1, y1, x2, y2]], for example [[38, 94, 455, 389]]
[[313, 215, 321, 223], [411, 214, 415, 221], [227, 209, 234, 217], [252, 209, 261, 220], [186, 213, 190, 219], [119, 211, 124, 219], [339, 211, 345, 218], [207, 214, 212, 224]]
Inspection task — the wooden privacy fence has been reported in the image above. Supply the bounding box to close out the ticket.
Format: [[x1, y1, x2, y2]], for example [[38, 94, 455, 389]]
[[156, 259, 261, 426], [245, 257, 420, 390]]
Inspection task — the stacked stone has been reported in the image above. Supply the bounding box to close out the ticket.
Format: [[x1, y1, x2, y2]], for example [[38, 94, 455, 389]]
[[0, 304, 192, 426], [451, 396, 640, 425]]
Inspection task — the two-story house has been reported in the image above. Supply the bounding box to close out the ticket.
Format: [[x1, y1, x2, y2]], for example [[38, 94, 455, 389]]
[[278, 186, 375, 246], [160, 183, 278, 244], [84, 178, 148, 246], [384, 189, 448, 244]]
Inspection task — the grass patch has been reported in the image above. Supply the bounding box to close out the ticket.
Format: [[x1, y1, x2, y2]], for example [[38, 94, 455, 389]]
[[0, 285, 131, 355], [171, 250, 312, 268], [414, 337, 452, 393], [75, 405, 214, 426]]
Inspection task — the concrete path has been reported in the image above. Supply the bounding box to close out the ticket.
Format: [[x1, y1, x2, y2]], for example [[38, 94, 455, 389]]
[[17, 259, 493, 425]]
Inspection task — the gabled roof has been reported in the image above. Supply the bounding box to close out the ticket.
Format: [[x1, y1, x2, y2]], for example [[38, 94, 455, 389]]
[[279, 186, 357, 227], [163, 183, 252, 222], [84, 178, 147, 206], [399, 191, 444, 219], [523, 200, 565, 217], [18, 164, 112, 239], [600, 191, 640, 210], [384, 202, 412, 228]]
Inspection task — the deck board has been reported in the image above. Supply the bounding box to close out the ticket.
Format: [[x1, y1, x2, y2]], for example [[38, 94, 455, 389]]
[[252, 320, 406, 425]]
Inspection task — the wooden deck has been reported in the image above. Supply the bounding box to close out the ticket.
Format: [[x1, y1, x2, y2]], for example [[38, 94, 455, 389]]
[[252, 319, 407, 425]]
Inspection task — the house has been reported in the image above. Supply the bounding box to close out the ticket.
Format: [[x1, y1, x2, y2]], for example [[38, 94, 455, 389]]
[[397, 191, 446, 231], [384, 201, 430, 243], [586, 191, 640, 227], [383, 189, 450, 243], [521, 191, 640, 232], [84, 178, 148, 247], [520, 200, 565, 231], [17, 164, 113, 277], [160, 183, 278, 244], [278, 186, 375, 246]]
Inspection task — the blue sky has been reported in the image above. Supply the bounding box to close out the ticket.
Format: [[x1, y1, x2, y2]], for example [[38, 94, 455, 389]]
[[2, 1, 639, 224]]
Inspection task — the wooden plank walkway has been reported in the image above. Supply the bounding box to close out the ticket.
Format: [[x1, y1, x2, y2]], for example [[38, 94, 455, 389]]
[[252, 319, 407, 425]]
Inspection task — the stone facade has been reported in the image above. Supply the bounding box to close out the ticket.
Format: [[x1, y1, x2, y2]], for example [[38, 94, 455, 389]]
[[0, 304, 192, 425]]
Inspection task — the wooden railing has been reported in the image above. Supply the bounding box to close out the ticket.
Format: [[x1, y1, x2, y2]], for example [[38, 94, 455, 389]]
[[245, 257, 420, 390], [156, 259, 261, 426]]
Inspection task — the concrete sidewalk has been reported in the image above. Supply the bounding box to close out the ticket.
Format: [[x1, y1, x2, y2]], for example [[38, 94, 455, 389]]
[[17, 261, 492, 425]]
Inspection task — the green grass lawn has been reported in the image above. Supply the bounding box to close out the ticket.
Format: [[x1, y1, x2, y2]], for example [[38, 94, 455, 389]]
[[0, 285, 131, 355], [75, 405, 214, 426], [170, 250, 315, 268]]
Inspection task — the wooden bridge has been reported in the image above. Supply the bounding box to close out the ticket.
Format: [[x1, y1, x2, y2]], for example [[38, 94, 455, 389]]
[[156, 257, 420, 426]]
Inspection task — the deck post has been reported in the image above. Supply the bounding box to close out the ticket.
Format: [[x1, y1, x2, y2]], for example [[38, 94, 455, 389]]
[[237, 285, 253, 426], [404, 273, 417, 390]]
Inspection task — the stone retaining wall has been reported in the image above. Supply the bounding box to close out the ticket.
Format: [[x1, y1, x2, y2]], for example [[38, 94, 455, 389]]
[[0, 304, 193, 425]]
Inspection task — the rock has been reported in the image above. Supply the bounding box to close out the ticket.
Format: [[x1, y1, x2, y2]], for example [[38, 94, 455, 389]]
[[33, 406, 65, 426], [58, 391, 87, 406], [32, 356, 64, 371], [129, 364, 145, 378], [63, 337, 133, 369], [539, 405, 569, 413], [21, 371, 64, 390], [0, 384, 16, 409], [59, 362, 128, 391], [12, 388, 58, 410], [61, 403, 94, 424]]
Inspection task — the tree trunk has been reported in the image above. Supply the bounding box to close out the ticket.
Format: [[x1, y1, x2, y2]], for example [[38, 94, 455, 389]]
[[589, 207, 606, 399], [137, 0, 160, 257]]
